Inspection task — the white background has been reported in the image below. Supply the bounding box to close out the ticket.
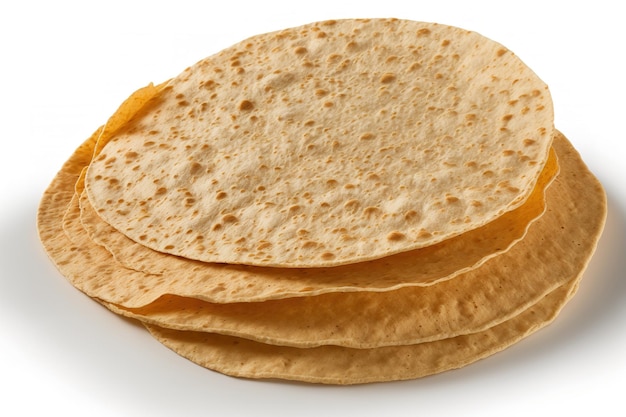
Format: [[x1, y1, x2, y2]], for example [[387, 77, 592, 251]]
[[1, 1, 625, 416]]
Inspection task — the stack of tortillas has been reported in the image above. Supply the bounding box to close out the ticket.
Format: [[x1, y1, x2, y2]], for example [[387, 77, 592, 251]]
[[38, 18, 607, 384]]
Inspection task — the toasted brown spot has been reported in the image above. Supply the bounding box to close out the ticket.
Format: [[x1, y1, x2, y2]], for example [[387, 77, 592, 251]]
[[446, 196, 460, 203], [344, 199, 360, 210], [239, 100, 254, 111], [363, 206, 381, 218], [321, 252, 335, 260], [201, 79, 217, 90], [360, 132, 375, 140], [326, 53, 342, 63], [523, 138, 537, 146], [387, 231, 406, 241], [257, 241, 272, 250], [222, 214, 238, 223], [380, 73, 396, 83], [155, 187, 167, 195], [302, 241, 320, 249], [189, 162, 203, 176], [417, 28, 431, 36], [404, 210, 418, 221], [417, 229, 432, 238], [496, 48, 507, 57], [216, 191, 228, 200]]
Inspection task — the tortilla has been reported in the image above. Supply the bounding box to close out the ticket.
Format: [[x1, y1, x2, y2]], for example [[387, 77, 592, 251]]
[[144, 279, 579, 384], [84, 18, 554, 267], [103, 132, 605, 348], [78, 146, 557, 277]]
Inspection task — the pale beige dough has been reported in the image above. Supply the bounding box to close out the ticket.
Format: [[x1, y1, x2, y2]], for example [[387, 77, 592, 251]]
[[84, 18, 554, 267]]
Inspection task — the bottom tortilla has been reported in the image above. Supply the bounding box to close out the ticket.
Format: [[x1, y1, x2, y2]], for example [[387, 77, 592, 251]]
[[145, 280, 578, 385]]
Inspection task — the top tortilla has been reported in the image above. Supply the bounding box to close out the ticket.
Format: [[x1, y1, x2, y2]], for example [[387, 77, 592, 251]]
[[85, 18, 554, 267]]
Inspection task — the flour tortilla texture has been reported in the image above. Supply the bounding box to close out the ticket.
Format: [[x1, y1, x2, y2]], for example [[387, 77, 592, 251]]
[[84, 18, 554, 267]]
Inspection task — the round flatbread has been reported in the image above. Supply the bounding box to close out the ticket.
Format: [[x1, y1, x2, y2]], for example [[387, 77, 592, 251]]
[[78, 146, 556, 277], [84, 18, 554, 267]]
